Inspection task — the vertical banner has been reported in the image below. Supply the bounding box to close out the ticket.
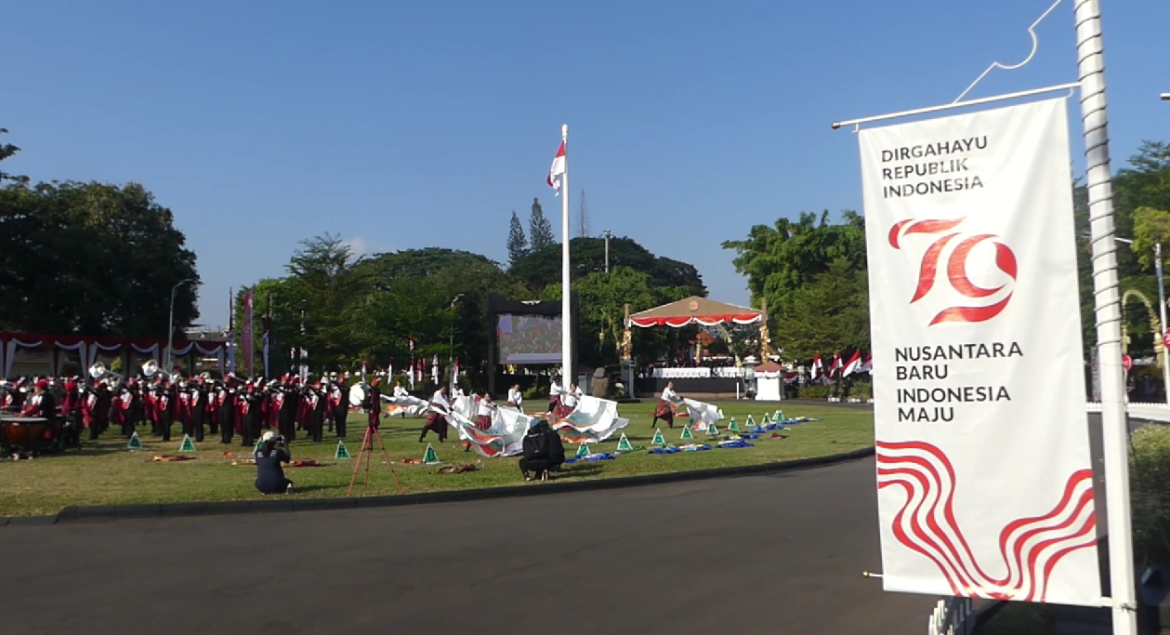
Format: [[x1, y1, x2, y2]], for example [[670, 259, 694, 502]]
[[227, 288, 236, 374], [262, 291, 271, 379], [242, 288, 254, 378], [859, 99, 1100, 606]]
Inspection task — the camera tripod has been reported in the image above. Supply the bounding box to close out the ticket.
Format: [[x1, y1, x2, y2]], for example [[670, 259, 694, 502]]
[[346, 420, 403, 496]]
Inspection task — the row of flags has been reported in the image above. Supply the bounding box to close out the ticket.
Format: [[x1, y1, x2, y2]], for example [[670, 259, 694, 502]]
[[810, 350, 872, 382]]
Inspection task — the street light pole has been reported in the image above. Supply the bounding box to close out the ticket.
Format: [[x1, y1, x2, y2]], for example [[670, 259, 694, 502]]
[[603, 229, 612, 273], [449, 294, 463, 390], [166, 278, 194, 371]]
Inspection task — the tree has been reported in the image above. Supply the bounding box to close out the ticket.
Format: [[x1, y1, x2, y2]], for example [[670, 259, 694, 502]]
[[509, 236, 707, 296], [0, 128, 29, 185], [723, 210, 866, 314], [506, 211, 528, 266], [1132, 206, 1170, 269], [545, 266, 689, 368], [529, 198, 556, 251], [773, 258, 870, 361], [279, 234, 370, 372], [0, 181, 199, 336]]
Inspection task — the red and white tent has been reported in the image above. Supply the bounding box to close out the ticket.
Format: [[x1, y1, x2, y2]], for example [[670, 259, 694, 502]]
[[627, 296, 762, 329]]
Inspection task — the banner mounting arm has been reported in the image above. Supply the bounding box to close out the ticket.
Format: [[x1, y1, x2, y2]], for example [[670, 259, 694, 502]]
[[830, 82, 1080, 131]]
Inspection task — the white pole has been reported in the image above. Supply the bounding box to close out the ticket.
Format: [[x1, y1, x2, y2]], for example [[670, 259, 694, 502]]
[[560, 124, 572, 387], [1074, 2, 1137, 633]]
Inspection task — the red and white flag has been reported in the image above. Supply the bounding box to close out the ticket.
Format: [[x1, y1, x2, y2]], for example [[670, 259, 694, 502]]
[[547, 140, 566, 193], [810, 353, 822, 381], [842, 350, 862, 377], [829, 353, 842, 377], [858, 353, 872, 374]]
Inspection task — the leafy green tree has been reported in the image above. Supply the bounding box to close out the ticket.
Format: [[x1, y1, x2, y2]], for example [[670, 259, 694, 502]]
[[0, 181, 198, 336], [510, 236, 707, 296], [722, 210, 866, 313], [0, 128, 29, 185], [773, 258, 870, 361], [528, 198, 556, 251], [1132, 206, 1170, 269], [507, 210, 528, 266], [545, 266, 689, 368]]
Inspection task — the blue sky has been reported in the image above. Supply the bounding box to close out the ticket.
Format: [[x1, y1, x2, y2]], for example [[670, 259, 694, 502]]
[[4, 0, 1168, 329]]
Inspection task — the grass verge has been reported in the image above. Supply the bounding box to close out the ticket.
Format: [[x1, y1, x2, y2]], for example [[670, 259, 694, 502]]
[[0, 401, 872, 517]]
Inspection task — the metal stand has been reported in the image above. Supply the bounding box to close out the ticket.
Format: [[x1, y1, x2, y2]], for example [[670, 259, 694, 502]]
[[346, 423, 403, 496]]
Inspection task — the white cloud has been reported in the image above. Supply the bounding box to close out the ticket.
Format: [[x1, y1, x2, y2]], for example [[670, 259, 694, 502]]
[[342, 236, 391, 257]]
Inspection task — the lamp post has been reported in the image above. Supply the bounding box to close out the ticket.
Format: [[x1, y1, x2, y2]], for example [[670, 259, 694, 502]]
[[166, 278, 194, 371], [449, 294, 464, 390], [603, 229, 612, 273]]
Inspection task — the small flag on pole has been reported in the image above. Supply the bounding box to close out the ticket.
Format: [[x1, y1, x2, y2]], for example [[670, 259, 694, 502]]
[[547, 140, 566, 194]]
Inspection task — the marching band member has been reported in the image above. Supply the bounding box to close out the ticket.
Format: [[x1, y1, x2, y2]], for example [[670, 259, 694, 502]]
[[309, 381, 327, 443], [20, 379, 55, 420], [156, 378, 175, 441], [94, 380, 111, 437], [190, 378, 207, 443], [81, 381, 99, 440], [239, 381, 262, 447], [113, 385, 134, 437], [204, 380, 220, 437], [507, 384, 523, 412], [420, 385, 450, 443], [652, 381, 683, 429], [330, 376, 348, 438], [62, 378, 82, 448], [218, 381, 236, 445]]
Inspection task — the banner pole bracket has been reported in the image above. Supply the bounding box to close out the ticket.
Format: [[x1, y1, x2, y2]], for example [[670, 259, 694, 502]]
[[862, 571, 883, 579], [831, 82, 1080, 131]]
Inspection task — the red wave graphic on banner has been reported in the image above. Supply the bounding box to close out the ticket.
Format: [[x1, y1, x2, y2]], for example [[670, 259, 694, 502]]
[[876, 441, 1097, 601]]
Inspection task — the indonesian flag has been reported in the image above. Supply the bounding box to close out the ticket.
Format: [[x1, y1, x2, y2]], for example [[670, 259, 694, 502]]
[[859, 354, 873, 374], [842, 350, 862, 377], [830, 353, 843, 377], [453, 357, 459, 384], [547, 140, 566, 193], [432, 355, 440, 386], [810, 354, 822, 381]]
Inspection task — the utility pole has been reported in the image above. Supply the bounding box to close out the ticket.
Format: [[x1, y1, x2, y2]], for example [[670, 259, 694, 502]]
[[603, 229, 612, 273], [578, 189, 590, 237]]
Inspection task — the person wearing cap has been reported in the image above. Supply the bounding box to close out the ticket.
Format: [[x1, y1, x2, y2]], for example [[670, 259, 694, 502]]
[[61, 378, 82, 448], [218, 381, 237, 445], [239, 382, 262, 447], [20, 379, 57, 422], [156, 378, 175, 441], [254, 431, 294, 495], [329, 375, 348, 438], [518, 418, 565, 482], [307, 380, 327, 443]]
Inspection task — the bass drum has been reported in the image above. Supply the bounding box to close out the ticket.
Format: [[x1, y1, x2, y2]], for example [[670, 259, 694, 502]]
[[348, 383, 367, 408]]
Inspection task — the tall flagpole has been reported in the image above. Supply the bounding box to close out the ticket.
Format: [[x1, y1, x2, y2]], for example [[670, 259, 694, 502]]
[[1075, 1, 1137, 633], [560, 124, 572, 387]]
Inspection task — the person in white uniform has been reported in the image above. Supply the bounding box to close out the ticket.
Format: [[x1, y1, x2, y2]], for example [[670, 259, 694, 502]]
[[507, 384, 523, 412]]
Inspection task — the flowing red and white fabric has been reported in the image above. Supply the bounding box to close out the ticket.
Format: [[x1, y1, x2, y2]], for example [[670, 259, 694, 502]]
[[810, 354, 822, 382], [547, 141, 566, 193], [627, 314, 761, 328], [829, 353, 842, 378], [858, 354, 872, 374], [876, 441, 1096, 601], [842, 350, 862, 377]]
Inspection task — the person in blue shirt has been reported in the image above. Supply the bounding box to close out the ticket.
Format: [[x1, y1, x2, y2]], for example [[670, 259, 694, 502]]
[[254, 431, 294, 495]]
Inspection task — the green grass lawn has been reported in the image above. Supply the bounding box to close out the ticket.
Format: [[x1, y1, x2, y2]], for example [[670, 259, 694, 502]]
[[0, 401, 873, 517]]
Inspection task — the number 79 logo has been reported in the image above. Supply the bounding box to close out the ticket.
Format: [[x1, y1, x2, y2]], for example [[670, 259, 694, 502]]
[[887, 217, 1017, 326]]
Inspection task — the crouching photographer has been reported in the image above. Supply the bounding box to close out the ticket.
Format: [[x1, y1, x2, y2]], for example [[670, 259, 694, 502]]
[[255, 431, 294, 495], [519, 418, 565, 482]]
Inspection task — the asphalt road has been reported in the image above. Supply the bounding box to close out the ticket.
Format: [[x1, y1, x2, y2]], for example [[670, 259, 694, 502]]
[[0, 457, 936, 635]]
